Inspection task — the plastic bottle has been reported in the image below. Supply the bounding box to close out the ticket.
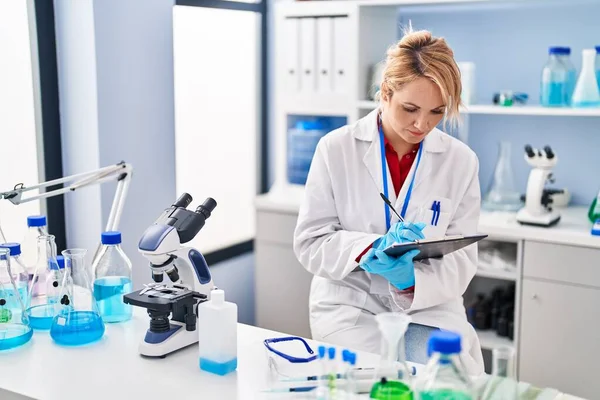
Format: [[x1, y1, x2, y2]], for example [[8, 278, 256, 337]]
[[415, 331, 474, 400], [198, 289, 238, 375], [315, 345, 329, 400], [0, 243, 29, 305], [572, 49, 600, 108], [559, 47, 577, 105], [589, 189, 600, 223], [540, 47, 568, 107], [92, 231, 133, 323], [21, 215, 48, 276]]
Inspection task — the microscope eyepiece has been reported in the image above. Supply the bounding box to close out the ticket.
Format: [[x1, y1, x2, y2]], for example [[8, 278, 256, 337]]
[[544, 146, 555, 159], [524, 145, 535, 158], [196, 198, 217, 219], [173, 193, 193, 209]]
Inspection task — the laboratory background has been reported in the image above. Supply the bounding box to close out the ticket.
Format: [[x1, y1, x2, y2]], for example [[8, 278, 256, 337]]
[[1, 0, 599, 399]]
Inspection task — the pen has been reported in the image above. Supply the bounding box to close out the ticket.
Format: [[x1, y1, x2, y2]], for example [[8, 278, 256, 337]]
[[380, 192, 404, 223]]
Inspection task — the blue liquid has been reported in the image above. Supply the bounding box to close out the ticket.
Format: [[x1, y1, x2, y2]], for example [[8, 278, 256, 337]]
[[0, 323, 33, 351], [199, 357, 238, 375], [93, 276, 132, 323], [572, 100, 600, 108], [541, 81, 565, 106], [50, 310, 105, 346], [0, 282, 27, 311], [27, 303, 63, 330]]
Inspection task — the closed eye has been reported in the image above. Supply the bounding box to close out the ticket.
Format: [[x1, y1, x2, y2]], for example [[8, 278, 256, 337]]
[[403, 107, 418, 113], [431, 109, 444, 115]]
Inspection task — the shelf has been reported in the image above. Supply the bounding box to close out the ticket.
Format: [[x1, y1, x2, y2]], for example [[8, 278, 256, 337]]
[[476, 329, 514, 351], [357, 100, 600, 117], [475, 267, 518, 282]]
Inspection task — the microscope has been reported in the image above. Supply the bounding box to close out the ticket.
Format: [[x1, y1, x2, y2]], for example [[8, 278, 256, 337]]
[[124, 193, 217, 357], [516, 145, 561, 227]]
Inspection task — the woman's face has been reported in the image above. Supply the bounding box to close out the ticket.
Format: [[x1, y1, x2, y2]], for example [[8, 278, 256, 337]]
[[381, 77, 446, 145]]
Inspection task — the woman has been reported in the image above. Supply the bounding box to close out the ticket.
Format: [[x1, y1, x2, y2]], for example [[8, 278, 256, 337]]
[[293, 29, 484, 375]]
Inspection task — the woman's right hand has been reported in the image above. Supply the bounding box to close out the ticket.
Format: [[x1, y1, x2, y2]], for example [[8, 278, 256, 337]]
[[375, 221, 426, 251]]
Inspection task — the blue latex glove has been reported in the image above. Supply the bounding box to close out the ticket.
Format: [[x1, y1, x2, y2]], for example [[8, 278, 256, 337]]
[[374, 222, 426, 251], [359, 248, 421, 290]]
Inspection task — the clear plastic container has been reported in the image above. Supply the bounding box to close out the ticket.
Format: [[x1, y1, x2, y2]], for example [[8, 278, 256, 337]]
[[0, 243, 29, 305], [415, 331, 474, 400], [198, 289, 238, 375], [0, 248, 33, 351], [479, 346, 518, 400], [540, 47, 568, 107], [92, 231, 133, 323], [20, 215, 48, 276], [559, 47, 577, 106], [50, 249, 105, 346]]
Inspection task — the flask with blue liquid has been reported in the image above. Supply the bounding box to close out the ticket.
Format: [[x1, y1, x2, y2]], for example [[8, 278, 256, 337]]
[[540, 47, 569, 107], [0, 243, 29, 305], [92, 231, 133, 323]]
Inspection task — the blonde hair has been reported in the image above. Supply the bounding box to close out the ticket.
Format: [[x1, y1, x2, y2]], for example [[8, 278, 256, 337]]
[[379, 29, 462, 128]]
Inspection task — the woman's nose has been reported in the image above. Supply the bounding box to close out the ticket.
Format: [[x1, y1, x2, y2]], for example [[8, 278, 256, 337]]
[[414, 117, 428, 132]]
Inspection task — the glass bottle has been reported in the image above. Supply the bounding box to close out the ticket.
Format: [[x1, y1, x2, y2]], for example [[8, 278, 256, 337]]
[[50, 249, 105, 346], [482, 141, 523, 212], [0, 248, 33, 350], [370, 312, 413, 400], [414, 331, 473, 400], [92, 231, 133, 323], [540, 47, 568, 107], [479, 346, 518, 400], [26, 235, 62, 330], [558, 47, 577, 106]]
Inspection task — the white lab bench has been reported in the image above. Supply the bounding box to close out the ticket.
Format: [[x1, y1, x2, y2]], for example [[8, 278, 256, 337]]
[[254, 189, 600, 399], [0, 307, 584, 400]]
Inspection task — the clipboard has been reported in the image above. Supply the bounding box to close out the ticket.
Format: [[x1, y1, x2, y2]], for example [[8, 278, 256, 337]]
[[383, 234, 488, 260]]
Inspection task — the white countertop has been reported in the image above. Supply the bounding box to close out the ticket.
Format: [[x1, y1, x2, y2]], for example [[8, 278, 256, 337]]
[[255, 189, 600, 249]]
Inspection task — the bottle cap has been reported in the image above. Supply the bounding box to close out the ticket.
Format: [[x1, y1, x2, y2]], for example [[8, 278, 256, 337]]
[[349, 352, 357, 366], [0, 243, 21, 256], [318, 345, 326, 359], [27, 215, 47, 227], [595, 46, 600, 54], [211, 289, 224, 305], [101, 231, 122, 245], [327, 347, 336, 360], [342, 349, 350, 363], [49, 257, 63, 270], [428, 330, 462, 355], [548, 46, 568, 55]]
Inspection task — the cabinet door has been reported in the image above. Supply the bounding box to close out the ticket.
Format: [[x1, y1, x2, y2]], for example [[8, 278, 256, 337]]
[[332, 16, 351, 95], [282, 18, 300, 93], [299, 18, 316, 94], [316, 18, 333, 94], [520, 278, 600, 399], [255, 242, 313, 338]]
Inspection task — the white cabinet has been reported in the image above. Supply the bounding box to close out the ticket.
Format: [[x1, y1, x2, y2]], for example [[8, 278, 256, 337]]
[[332, 16, 351, 94], [316, 18, 334, 94], [519, 278, 600, 399]]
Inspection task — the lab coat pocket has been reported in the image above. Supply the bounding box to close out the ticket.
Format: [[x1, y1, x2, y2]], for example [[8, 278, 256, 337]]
[[417, 197, 452, 240], [309, 279, 368, 340]]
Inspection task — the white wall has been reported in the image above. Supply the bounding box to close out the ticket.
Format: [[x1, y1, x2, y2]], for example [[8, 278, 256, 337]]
[[0, 1, 42, 242]]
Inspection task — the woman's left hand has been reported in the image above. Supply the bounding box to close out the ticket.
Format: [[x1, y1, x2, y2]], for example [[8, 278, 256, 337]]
[[359, 248, 420, 290]]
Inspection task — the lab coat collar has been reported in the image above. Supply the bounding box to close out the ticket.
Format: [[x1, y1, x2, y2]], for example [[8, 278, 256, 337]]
[[352, 108, 450, 154]]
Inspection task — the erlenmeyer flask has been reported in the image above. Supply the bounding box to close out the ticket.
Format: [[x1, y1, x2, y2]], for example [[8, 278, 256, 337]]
[[370, 312, 413, 400], [26, 235, 63, 329], [480, 346, 518, 400], [0, 248, 33, 350], [50, 249, 105, 346], [482, 142, 523, 212]]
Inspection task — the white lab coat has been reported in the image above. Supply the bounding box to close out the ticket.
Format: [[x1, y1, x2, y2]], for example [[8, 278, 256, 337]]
[[293, 109, 484, 375]]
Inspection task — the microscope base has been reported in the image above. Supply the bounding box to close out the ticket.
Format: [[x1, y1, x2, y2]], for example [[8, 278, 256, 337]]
[[516, 208, 561, 227], [139, 320, 198, 357]]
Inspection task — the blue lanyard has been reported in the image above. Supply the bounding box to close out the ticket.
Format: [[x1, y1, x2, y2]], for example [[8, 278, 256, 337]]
[[378, 122, 423, 231]]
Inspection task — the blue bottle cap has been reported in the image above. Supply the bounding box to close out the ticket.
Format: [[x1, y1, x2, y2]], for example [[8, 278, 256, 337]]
[[428, 330, 462, 355], [27, 215, 47, 227], [596, 46, 600, 54], [318, 345, 326, 359], [101, 231, 122, 245], [327, 347, 336, 360], [0, 243, 21, 256], [342, 349, 350, 363], [48, 258, 61, 270], [349, 352, 357, 366], [56, 255, 65, 269]]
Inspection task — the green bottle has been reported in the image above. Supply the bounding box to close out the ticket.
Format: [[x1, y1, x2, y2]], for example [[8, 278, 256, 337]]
[[589, 189, 600, 223], [370, 377, 413, 400]]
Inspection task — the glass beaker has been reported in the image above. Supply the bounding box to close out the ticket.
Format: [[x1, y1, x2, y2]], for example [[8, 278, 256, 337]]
[[370, 312, 413, 400], [479, 346, 518, 400], [482, 141, 523, 212], [26, 235, 63, 329], [0, 248, 33, 350], [50, 249, 105, 346]]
